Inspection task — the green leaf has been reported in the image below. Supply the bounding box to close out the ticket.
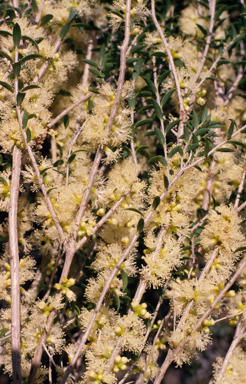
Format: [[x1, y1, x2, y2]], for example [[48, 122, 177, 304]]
[[0, 177, 7, 185], [227, 120, 235, 139], [53, 159, 64, 167], [121, 269, 128, 292], [63, 114, 69, 129], [126, 207, 144, 216], [128, 97, 136, 109], [88, 67, 102, 77], [151, 51, 166, 58], [0, 30, 12, 37], [89, 87, 100, 94], [216, 147, 234, 152], [192, 110, 199, 128], [0, 81, 14, 93], [17, 92, 25, 106], [67, 153, 76, 164], [217, 59, 230, 67], [13, 62, 21, 78], [144, 130, 155, 137], [57, 143, 63, 158], [157, 70, 171, 85], [0, 50, 13, 63], [168, 146, 183, 158], [83, 59, 98, 67], [40, 14, 53, 26], [165, 119, 181, 133], [184, 125, 189, 141], [60, 22, 70, 40], [69, 7, 77, 21], [154, 126, 165, 145], [149, 156, 168, 167], [142, 76, 157, 94], [153, 100, 163, 121], [132, 58, 143, 80], [135, 119, 153, 128], [196, 23, 207, 35], [22, 84, 40, 92], [201, 106, 208, 122], [137, 218, 144, 233], [234, 246, 246, 253], [13, 23, 21, 48], [32, 0, 38, 12], [187, 143, 199, 152], [136, 145, 149, 153], [152, 196, 160, 209], [228, 140, 245, 148], [164, 174, 169, 189], [22, 109, 28, 129], [22, 35, 39, 52], [19, 54, 43, 64], [26, 128, 31, 143], [112, 290, 120, 312], [161, 89, 176, 108]]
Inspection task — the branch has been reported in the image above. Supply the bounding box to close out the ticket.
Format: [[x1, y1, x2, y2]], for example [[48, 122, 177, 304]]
[[150, 0, 186, 137], [60, 0, 132, 281], [154, 257, 246, 384], [9, 146, 22, 384]]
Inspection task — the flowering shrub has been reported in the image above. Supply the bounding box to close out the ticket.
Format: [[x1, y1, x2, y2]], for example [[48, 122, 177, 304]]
[[0, 0, 246, 383]]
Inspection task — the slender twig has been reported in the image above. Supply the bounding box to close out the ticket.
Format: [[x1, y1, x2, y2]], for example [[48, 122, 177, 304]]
[[194, 0, 216, 82], [234, 164, 246, 209], [150, 0, 186, 137], [35, 0, 45, 23], [47, 93, 92, 130], [9, 41, 22, 384], [152, 56, 170, 181], [209, 320, 245, 384], [60, 0, 132, 281], [154, 257, 246, 384], [9, 146, 22, 384], [33, 38, 63, 83]]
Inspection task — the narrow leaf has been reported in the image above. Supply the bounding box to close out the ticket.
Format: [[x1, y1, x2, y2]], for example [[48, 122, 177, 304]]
[[63, 114, 69, 129], [0, 177, 7, 185], [161, 89, 176, 107], [0, 81, 14, 93], [13, 62, 20, 77], [132, 58, 143, 80], [13, 23, 21, 48], [227, 120, 235, 139], [168, 146, 183, 158], [40, 14, 53, 26], [22, 35, 39, 52], [164, 174, 169, 189], [26, 128, 31, 143], [32, 0, 38, 12], [0, 50, 13, 63], [121, 269, 128, 292], [19, 54, 43, 64], [69, 7, 77, 21], [137, 218, 144, 233], [22, 84, 40, 92], [53, 159, 64, 167], [152, 196, 160, 209], [165, 119, 181, 133], [60, 22, 70, 40], [154, 126, 165, 145], [17, 92, 25, 106], [112, 290, 120, 311], [153, 100, 163, 120], [149, 156, 168, 167], [88, 67, 102, 77], [83, 59, 98, 67], [135, 119, 153, 128], [136, 145, 149, 153], [22, 109, 28, 129], [126, 208, 144, 216], [67, 153, 76, 164]]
